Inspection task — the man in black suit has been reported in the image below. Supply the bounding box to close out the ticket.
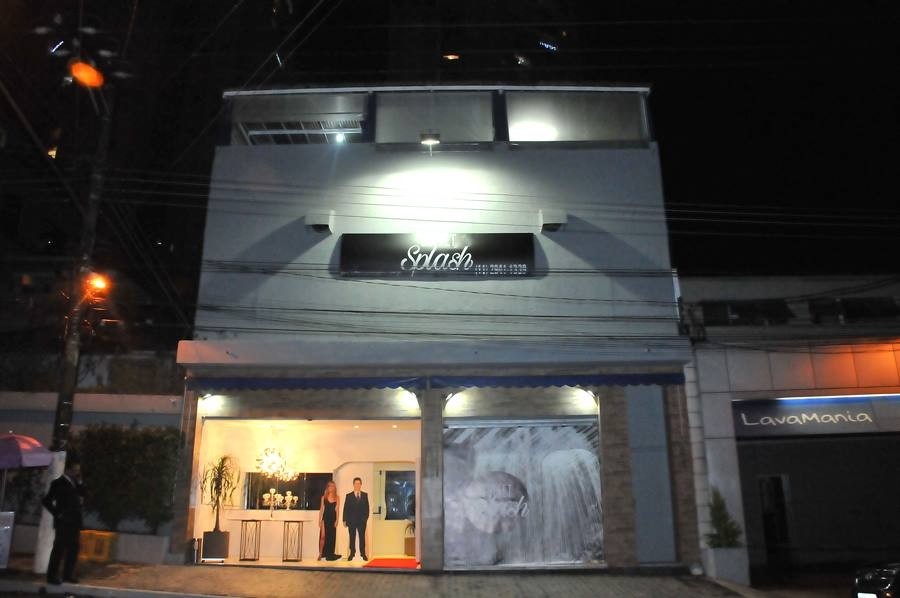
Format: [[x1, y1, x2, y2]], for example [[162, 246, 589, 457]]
[[42, 460, 85, 585], [342, 477, 369, 560]]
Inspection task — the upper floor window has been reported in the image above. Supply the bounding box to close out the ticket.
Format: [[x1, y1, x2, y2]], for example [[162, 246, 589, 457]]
[[225, 88, 650, 147], [230, 92, 368, 145], [506, 91, 647, 143], [375, 91, 493, 144], [699, 300, 794, 326], [810, 297, 900, 324]]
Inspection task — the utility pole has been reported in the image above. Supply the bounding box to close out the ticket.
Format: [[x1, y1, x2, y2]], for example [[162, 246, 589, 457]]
[[51, 88, 114, 452], [34, 85, 115, 575]]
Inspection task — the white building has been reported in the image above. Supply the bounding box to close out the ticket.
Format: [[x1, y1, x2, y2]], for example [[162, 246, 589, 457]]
[[681, 275, 900, 585], [174, 86, 698, 571]]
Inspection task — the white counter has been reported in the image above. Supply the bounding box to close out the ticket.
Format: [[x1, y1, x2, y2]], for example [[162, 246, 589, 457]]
[[222, 509, 318, 561]]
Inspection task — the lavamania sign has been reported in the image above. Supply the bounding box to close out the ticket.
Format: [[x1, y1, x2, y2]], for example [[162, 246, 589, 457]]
[[340, 233, 535, 278], [732, 394, 900, 438]]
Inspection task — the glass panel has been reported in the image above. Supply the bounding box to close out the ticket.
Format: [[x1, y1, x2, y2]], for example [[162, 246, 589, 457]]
[[232, 93, 367, 124], [842, 297, 900, 322], [245, 472, 332, 510], [375, 92, 493, 143], [507, 91, 646, 142], [230, 93, 367, 146], [443, 423, 603, 567], [809, 298, 842, 324], [384, 470, 415, 521], [700, 301, 730, 326], [729, 300, 794, 325], [700, 300, 793, 326]]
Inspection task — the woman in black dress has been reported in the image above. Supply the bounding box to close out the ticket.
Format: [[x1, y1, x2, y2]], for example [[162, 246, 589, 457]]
[[318, 480, 341, 561]]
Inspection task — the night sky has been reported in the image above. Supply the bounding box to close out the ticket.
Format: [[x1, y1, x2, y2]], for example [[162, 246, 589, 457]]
[[2, 0, 899, 348]]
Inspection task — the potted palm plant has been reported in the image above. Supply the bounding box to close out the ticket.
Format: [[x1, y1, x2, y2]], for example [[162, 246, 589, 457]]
[[200, 455, 239, 560]]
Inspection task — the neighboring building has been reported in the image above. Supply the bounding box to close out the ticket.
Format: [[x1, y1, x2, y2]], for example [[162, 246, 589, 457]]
[[681, 276, 900, 585], [0, 383, 182, 557], [173, 85, 698, 571]]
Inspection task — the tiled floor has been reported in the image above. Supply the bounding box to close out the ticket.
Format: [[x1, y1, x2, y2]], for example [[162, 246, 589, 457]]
[[218, 553, 416, 570], [0, 558, 739, 598]]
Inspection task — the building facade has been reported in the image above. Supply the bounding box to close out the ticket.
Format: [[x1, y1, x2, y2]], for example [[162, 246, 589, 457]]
[[174, 86, 698, 571], [681, 276, 900, 584]]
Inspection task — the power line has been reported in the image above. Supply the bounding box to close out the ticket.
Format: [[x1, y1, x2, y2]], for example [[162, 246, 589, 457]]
[[169, 0, 334, 166], [19, 191, 900, 242], [11, 171, 900, 228], [199, 304, 674, 320], [338, 15, 900, 30], [71, 172, 900, 225]]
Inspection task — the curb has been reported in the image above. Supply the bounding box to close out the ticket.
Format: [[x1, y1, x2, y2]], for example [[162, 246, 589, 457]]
[[0, 578, 226, 598], [708, 577, 770, 597]]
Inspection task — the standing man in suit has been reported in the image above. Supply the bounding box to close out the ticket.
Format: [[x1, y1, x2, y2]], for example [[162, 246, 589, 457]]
[[342, 477, 369, 561], [42, 459, 85, 585]]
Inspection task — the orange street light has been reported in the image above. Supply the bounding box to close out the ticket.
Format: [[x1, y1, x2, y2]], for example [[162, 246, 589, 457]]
[[85, 272, 109, 293], [68, 59, 104, 88]]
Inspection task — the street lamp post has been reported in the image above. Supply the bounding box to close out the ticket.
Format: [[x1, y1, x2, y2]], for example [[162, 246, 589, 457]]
[[50, 87, 113, 453], [34, 79, 115, 576]]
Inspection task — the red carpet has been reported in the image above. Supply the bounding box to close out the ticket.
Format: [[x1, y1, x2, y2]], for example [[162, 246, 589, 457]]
[[363, 558, 420, 569]]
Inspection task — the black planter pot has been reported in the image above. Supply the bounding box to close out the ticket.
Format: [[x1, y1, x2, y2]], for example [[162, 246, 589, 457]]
[[201, 530, 230, 560]]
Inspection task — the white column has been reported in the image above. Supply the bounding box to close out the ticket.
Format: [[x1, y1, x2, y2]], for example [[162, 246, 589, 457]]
[[33, 451, 66, 574]]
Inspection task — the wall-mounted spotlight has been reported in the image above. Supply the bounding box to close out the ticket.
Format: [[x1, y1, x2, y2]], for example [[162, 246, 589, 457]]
[[306, 209, 334, 233], [421, 131, 440, 156], [539, 209, 567, 232], [420, 131, 441, 146]]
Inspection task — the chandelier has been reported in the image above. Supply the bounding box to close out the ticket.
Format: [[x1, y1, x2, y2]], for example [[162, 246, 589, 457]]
[[256, 448, 298, 481]]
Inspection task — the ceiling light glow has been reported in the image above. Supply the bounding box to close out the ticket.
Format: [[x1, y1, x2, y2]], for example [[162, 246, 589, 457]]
[[509, 120, 559, 141]]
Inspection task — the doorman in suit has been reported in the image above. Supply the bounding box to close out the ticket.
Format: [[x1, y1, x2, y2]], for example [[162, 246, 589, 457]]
[[342, 477, 369, 560], [42, 459, 85, 585]]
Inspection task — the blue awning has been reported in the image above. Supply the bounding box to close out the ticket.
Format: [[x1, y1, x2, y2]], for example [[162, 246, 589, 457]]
[[186, 376, 425, 392], [186, 372, 683, 392], [430, 372, 684, 388]]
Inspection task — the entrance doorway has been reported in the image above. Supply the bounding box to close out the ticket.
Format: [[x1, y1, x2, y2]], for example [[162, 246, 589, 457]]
[[334, 461, 416, 559], [758, 475, 791, 577], [372, 462, 416, 558]]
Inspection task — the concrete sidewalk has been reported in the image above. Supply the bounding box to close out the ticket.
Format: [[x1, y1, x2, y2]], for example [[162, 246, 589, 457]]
[[0, 561, 740, 598]]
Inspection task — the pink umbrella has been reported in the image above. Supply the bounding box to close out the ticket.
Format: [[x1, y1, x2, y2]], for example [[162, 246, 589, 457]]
[[0, 434, 53, 508]]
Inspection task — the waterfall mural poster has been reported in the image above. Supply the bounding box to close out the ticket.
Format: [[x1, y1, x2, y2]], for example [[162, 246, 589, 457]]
[[443, 423, 603, 567]]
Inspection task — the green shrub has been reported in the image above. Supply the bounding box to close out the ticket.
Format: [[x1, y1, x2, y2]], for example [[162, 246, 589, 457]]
[[705, 487, 743, 548], [71, 424, 180, 533]]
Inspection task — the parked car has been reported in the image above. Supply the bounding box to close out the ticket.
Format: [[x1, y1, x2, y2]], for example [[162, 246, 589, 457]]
[[854, 562, 899, 598]]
